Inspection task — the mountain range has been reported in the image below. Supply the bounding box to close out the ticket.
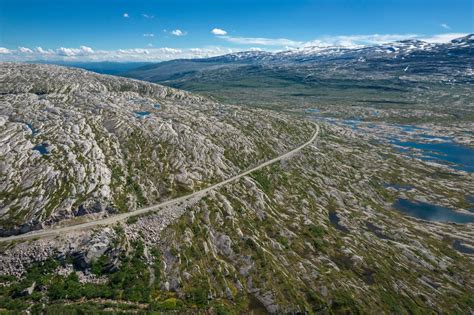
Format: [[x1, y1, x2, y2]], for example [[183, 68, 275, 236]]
[[123, 34, 473, 84]]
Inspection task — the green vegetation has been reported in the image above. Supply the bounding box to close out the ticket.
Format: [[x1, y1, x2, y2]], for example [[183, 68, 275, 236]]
[[250, 169, 273, 194]]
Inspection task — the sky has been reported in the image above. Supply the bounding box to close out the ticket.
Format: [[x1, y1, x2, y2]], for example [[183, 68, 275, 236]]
[[0, 0, 472, 62]]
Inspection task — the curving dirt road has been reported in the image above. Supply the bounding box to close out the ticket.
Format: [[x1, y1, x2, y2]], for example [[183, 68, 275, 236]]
[[0, 123, 319, 242]]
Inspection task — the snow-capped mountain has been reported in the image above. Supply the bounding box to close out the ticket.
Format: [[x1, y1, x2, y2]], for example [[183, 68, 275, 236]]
[[124, 34, 473, 84], [210, 34, 472, 64]]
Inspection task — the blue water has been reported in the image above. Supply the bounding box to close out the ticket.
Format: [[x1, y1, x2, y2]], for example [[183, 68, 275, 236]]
[[134, 111, 151, 118], [467, 195, 474, 213], [154, 104, 161, 109], [398, 124, 425, 132], [393, 198, 474, 223], [27, 123, 39, 136], [391, 140, 474, 172], [33, 144, 49, 155], [305, 108, 319, 113], [343, 119, 361, 130], [453, 240, 474, 254]]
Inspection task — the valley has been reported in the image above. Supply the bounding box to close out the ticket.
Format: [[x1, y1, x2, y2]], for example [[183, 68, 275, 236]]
[[0, 34, 473, 314]]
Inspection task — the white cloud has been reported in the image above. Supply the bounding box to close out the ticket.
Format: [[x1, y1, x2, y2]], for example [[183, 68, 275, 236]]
[[56, 46, 94, 56], [214, 33, 428, 48], [18, 47, 33, 53], [123, 13, 129, 18], [79, 45, 94, 54], [171, 29, 187, 37], [300, 33, 468, 48], [211, 28, 227, 36], [35, 47, 53, 54], [219, 36, 302, 47], [440, 23, 451, 30], [143, 33, 155, 37], [0, 45, 233, 62], [302, 34, 421, 48], [420, 33, 467, 43], [215, 33, 467, 50], [142, 14, 154, 19], [1, 33, 467, 63]]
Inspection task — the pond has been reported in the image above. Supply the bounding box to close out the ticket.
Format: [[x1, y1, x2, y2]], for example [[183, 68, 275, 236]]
[[391, 140, 474, 173], [393, 198, 474, 224], [397, 124, 425, 133], [26, 123, 39, 136], [308, 115, 474, 173], [452, 240, 474, 254], [134, 111, 151, 118], [467, 195, 474, 213], [154, 104, 161, 109], [33, 143, 49, 155]]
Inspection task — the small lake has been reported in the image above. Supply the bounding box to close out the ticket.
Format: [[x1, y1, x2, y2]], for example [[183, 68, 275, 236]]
[[391, 140, 474, 173], [393, 198, 474, 224], [467, 195, 474, 213], [397, 124, 425, 132], [154, 104, 161, 109], [453, 240, 474, 254], [33, 144, 49, 155], [134, 111, 151, 118], [308, 115, 474, 173], [26, 123, 39, 136]]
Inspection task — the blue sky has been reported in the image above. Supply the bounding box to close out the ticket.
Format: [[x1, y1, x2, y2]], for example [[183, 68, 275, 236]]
[[0, 0, 472, 61]]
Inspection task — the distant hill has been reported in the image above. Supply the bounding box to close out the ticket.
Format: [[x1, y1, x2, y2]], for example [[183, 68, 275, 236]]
[[121, 34, 474, 111], [124, 34, 473, 84], [31, 61, 154, 75]]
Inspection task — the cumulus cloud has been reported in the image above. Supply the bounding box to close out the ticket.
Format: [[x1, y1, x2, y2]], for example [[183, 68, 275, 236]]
[[56, 46, 94, 56], [171, 29, 187, 36], [123, 13, 129, 18], [0, 45, 236, 62], [2, 33, 467, 63], [79, 45, 94, 54], [35, 47, 53, 54], [211, 28, 227, 36], [143, 33, 155, 37], [18, 47, 33, 53], [440, 23, 451, 30], [142, 14, 154, 19]]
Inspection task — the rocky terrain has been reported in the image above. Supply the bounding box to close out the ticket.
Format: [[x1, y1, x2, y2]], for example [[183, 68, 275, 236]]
[[0, 63, 473, 314], [1, 122, 473, 313], [0, 63, 314, 236]]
